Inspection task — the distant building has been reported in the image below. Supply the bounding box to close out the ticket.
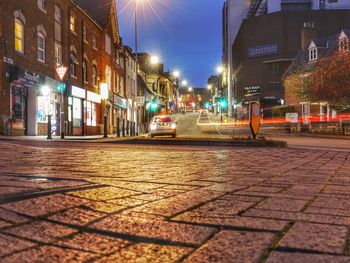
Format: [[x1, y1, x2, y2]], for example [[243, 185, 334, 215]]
[[284, 28, 350, 122], [222, 0, 350, 118]]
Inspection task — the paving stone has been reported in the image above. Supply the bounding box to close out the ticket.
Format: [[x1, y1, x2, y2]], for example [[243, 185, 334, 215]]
[[278, 222, 347, 254], [1, 245, 95, 263], [0, 186, 38, 196], [0, 207, 28, 223], [0, 233, 35, 257], [68, 186, 141, 201], [95, 243, 193, 263], [173, 213, 288, 231], [183, 230, 274, 263], [82, 201, 124, 213], [130, 189, 223, 217], [91, 214, 215, 245], [4, 220, 77, 243], [244, 209, 350, 225], [0, 194, 88, 217], [255, 198, 308, 212], [55, 232, 130, 254], [266, 252, 350, 263], [48, 207, 105, 226]]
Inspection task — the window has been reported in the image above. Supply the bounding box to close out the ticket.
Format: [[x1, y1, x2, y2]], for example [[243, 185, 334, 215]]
[[105, 34, 111, 54], [83, 25, 87, 42], [328, 0, 338, 3], [309, 48, 318, 61], [92, 64, 98, 86], [55, 43, 62, 65], [38, 0, 46, 11], [92, 34, 97, 49], [73, 97, 82, 127], [70, 51, 78, 77], [267, 82, 281, 91], [37, 33, 45, 62], [14, 19, 24, 53], [339, 38, 349, 52], [55, 6, 62, 23], [267, 62, 280, 72], [86, 101, 96, 126], [70, 15, 76, 33], [83, 59, 88, 83]]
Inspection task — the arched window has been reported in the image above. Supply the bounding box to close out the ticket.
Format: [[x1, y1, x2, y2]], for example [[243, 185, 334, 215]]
[[70, 51, 78, 77], [105, 65, 112, 90], [83, 59, 88, 83], [14, 19, 24, 53], [92, 64, 98, 87], [37, 32, 45, 62], [339, 38, 349, 52]]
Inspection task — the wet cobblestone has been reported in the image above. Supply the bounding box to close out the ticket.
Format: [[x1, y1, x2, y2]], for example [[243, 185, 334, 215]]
[[0, 141, 350, 262]]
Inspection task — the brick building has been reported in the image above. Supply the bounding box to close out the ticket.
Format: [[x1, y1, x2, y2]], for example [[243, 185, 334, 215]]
[[0, 0, 137, 136]]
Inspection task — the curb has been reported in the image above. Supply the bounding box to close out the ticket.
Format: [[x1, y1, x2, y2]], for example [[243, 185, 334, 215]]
[[104, 138, 287, 148]]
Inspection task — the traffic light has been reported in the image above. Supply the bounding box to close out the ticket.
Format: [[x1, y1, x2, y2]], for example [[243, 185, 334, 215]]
[[150, 99, 158, 111], [215, 97, 227, 109], [57, 82, 66, 93]]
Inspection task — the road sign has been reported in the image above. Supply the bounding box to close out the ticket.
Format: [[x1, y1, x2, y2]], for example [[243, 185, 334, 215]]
[[249, 102, 261, 139], [56, 66, 68, 81]]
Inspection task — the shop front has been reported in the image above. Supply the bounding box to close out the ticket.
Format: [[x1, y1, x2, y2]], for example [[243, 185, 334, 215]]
[[86, 91, 101, 135], [68, 85, 85, 136], [8, 66, 62, 136], [112, 94, 128, 134]]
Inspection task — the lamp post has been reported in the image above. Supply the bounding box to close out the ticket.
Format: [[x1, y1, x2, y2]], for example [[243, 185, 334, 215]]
[[100, 83, 109, 138]]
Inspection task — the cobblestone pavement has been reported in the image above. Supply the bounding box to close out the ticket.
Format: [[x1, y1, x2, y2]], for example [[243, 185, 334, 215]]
[[1, 141, 350, 262]]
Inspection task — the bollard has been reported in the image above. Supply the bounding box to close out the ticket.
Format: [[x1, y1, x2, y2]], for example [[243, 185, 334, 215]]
[[103, 115, 108, 138], [122, 119, 125, 137], [47, 115, 52, 140], [133, 122, 136, 136], [126, 120, 129, 136], [117, 118, 120, 137]]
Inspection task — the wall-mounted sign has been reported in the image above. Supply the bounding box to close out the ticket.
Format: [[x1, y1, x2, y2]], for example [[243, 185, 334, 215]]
[[87, 91, 101, 104], [113, 94, 128, 109], [244, 86, 261, 97], [248, 43, 278, 58], [56, 66, 68, 81], [71, 86, 86, 99], [3, 56, 13, 65]]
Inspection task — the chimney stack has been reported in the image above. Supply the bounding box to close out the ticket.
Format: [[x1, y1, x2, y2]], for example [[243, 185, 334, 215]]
[[301, 21, 317, 50]]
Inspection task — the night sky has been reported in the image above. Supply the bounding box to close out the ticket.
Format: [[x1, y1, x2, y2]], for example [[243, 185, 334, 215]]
[[116, 0, 224, 88]]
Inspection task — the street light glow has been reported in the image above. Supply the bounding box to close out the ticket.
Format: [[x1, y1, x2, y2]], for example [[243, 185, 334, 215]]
[[207, 84, 212, 90], [41, 86, 50, 96], [173, 71, 180, 78], [217, 65, 224, 74], [150, 55, 160, 65], [188, 87, 193, 92], [181, 80, 188, 86]]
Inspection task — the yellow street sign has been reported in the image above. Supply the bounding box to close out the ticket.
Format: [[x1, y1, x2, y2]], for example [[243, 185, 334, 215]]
[[249, 102, 261, 139]]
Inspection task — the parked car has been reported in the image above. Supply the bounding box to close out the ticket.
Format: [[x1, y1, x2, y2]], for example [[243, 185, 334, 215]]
[[149, 115, 177, 138]]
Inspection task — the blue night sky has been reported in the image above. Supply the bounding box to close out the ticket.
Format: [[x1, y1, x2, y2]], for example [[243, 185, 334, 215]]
[[116, 0, 225, 88]]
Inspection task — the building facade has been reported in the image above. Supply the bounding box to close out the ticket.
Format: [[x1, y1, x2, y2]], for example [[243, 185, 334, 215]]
[[223, 0, 350, 119], [0, 0, 139, 137]]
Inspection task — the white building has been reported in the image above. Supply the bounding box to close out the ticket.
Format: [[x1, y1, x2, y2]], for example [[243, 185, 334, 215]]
[[222, 0, 350, 117], [125, 46, 138, 130]]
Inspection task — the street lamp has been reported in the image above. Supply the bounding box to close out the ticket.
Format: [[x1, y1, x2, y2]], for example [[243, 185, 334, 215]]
[[100, 83, 109, 138], [207, 84, 212, 90], [181, 80, 188, 86], [150, 55, 160, 65], [173, 70, 180, 78], [217, 65, 224, 74], [188, 87, 193, 92]]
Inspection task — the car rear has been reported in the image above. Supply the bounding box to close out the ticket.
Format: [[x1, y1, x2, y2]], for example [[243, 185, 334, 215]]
[[149, 116, 177, 137]]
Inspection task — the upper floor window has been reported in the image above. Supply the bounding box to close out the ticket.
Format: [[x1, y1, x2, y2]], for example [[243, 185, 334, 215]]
[[14, 19, 24, 53], [83, 59, 88, 83], [339, 38, 349, 52], [55, 6, 62, 23], [70, 15, 76, 33], [92, 34, 97, 50], [92, 64, 98, 87], [70, 51, 78, 77], [105, 34, 111, 54], [38, 0, 46, 12], [37, 32, 45, 63], [55, 43, 62, 66], [83, 25, 87, 42], [309, 48, 318, 62]]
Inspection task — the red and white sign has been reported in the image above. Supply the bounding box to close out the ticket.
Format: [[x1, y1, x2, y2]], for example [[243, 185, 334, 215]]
[[56, 66, 68, 81]]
